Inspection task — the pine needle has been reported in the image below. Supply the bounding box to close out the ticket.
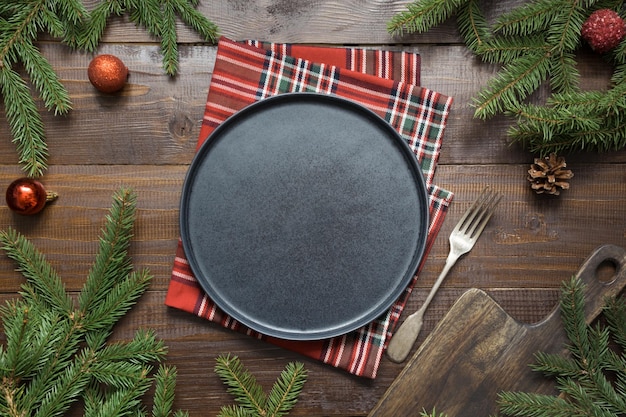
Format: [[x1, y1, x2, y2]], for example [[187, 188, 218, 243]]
[[215, 354, 308, 417], [495, 277, 626, 416], [387, 1, 626, 154], [0, 188, 189, 416], [0, 0, 219, 177]]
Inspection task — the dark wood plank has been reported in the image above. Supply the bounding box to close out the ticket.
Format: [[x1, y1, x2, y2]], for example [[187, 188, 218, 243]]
[[1, 44, 623, 168], [1, 1, 626, 415]]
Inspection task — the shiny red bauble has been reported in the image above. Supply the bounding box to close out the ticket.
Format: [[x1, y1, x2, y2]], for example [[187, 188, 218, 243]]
[[5, 178, 58, 215], [581, 9, 626, 53], [88, 54, 129, 93]]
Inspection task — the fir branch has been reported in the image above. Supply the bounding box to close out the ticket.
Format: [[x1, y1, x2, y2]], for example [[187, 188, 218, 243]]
[[548, 51, 580, 94], [0, 65, 49, 177], [387, 1, 626, 154], [387, 0, 470, 37], [604, 296, 626, 350], [477, 34, 548, 64], [493, 0, 564, 37], [456, 0, 490, 54], [496, 276, 626, 416], [33, 349, 95, 417], [215, 354, 268, 415], [0, 188, 190, 416], [161, 1, 180, 76], [531, 351, 582, 378], [79, 188, 136, 324], [96, 329, 167, 365], [545, 4, 586, 53], [152, 365, 182, 417], [173, 0, 219, 44], [473, 52, 551, 118], [15, 39, 72, 114], [266, 362, 308, 417], [0, 228, 74, 316], [215, 355, 308, 417], [497, 390, 581, 416], [72, 0, 125, 51], [1, 0, 219, 177]]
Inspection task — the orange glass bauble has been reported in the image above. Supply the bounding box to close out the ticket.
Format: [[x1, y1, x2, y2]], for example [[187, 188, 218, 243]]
[[5, 178, 58, 215], [88, 54, 129, 93]]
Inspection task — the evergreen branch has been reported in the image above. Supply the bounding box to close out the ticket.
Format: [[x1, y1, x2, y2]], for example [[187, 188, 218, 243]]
[[387, 0, 470, 36], [604, 296, 626, 350], [218, 405, 257, 417], [20, 312, 87, 412], [78, 188, 136, 320], [493, 0, 565, 36], [71, 0, 124, 51], [420, 409, 447, 417], [548, 51, 580, 94], [531, 351, 581, 378], [127, 0, 162, 39], [38, 6, 66, 39], [0, 228, 73, 315], [0, 65, 49, 177], [215, 354, 268, 415], [456, 0, 490, 54], [265, 362, 307, 417], [14, 39, 72, 114], [1, 0, 219, 176], [560, 277, 592, 364], [96, 329, 167, 365], [497, 390, 580, 416], [0, 300, 61, 380], [387, 1, 626, 155], [473, 52, 551, 118], [152, 365, 181, 417], [87, 368, 153, 417], [0, 188, 191, 415], [546, 4, 586, 53], [477, 34, 548, 64], [89, 360, 149, 390], [161, 1, 179, 76], [32, 348, 95, 417], [85, 269, 153, 333], [172, 0, 219, 43], [548, 90, 605, 109]]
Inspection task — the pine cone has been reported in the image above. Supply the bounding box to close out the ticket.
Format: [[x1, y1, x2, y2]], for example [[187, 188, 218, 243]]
[[527, 153, 574, 195]]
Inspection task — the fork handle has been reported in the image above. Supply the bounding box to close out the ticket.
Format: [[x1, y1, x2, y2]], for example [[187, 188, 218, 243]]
[[386, 252, 459, 363], [386, 306, 425, 363]]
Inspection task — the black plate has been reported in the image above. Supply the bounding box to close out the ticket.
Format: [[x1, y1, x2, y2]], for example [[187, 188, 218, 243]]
[[180, 93, 429, 340]]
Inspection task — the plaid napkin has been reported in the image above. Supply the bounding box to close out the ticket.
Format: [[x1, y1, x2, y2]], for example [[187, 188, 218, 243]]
[[165, 37, 454, 379]]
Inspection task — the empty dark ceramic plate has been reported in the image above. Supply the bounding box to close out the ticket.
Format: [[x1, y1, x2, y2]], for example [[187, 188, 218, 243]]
[[180, 92, 429, 340]]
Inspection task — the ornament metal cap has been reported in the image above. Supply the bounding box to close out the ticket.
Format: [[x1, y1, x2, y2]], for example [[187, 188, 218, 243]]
[[5, 177, 58, 215]]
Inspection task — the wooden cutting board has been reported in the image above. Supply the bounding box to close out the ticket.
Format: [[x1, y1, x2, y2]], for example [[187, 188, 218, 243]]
[[369, 244, 626, 417]]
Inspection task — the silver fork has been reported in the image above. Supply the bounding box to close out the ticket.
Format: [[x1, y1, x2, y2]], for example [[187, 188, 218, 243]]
[[386, 186, 502, 363]]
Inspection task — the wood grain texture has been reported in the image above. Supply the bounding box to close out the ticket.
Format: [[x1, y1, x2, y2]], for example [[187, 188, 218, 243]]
[[1, 0, 626, 415], [370, 245, 626, 417]]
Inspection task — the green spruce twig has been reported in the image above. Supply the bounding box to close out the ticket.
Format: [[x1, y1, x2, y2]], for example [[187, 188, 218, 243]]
[[496, 276, 626, 416], [388, 0, 626, 156], [0, 0, 219, 177], [0, 188, 188, 416], [215, 354, 308, 417]]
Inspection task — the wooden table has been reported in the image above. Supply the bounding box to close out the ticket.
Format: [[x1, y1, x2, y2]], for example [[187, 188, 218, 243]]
[[1, 1, 625, 415]]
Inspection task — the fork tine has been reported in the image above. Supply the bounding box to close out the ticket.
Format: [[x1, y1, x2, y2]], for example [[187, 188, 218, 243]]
[[452, 188, 487, 232], [455, 187, 501, 238], [466, 191, 502, 238]]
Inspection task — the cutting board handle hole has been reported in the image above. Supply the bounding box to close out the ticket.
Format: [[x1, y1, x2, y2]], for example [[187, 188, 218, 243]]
[[596, 259, 619, 284]]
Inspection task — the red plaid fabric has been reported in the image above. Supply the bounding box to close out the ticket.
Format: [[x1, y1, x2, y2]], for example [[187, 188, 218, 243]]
[[165, 37, 454, 378]]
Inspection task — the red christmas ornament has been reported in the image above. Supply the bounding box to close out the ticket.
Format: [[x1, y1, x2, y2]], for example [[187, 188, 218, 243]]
[[88, 54, 129, 93], [5, 178, 58, 215], [581, 9, 626, 53]]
